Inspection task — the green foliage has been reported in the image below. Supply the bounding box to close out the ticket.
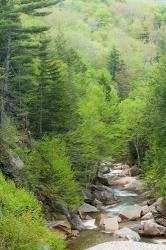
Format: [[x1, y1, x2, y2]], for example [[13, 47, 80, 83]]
[[66, 69, 119, 183], [23, 136, 80, 208], [0, 173, 65, 250]]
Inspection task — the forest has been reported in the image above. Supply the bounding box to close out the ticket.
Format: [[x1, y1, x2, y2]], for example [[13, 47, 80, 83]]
[[0, 0, 166, 249]]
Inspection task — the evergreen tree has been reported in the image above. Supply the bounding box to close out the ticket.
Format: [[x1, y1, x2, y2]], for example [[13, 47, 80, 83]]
[[107, 46, 128, 98], [0, 0, 61, 129]]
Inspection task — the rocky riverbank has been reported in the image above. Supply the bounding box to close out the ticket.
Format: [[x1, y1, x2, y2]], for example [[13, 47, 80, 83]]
[[49, 161, 166, 249]]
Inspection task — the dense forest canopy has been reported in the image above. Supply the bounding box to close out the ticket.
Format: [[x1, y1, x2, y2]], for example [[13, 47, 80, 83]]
[[0, 0, 166, 249]]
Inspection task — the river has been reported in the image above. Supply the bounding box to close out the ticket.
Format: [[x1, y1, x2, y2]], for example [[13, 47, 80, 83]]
[[67, 168, 166, 250]]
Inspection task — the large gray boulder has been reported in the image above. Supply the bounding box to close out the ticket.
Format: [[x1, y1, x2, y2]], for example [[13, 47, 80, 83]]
[[97, 173, 113, 186], [79, 203, 98, 213], [139, 219, 166, 236], [114, 227, 141, 241], [119, 205, 142, 221], [92, 185, 118, 205]]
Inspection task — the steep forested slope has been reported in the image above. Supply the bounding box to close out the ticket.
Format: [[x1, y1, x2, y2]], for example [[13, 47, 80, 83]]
[[0, 0, 166, 249]]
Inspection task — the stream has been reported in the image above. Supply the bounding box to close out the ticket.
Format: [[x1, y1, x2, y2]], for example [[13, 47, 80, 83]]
[[67, 168, 166, 250]]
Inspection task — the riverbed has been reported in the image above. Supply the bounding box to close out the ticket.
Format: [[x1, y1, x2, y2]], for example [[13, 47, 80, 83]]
[[67, 168, 166, 250]]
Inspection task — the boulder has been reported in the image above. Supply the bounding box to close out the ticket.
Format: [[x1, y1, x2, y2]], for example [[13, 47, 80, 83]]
[[82, 189, 93, 203], [113, 177, 136, 186], [155, 217, 166, 227], [79, 203, 98, 213], [48, 220, 71, 239], [114, 227, 141, 241], [103, 217, 119, 232], [93, 185, 118, 205], [155, 197, 166, 217], [10, 153, 24, 170], [92, 199, 103, 210], [69, 211, 85, 231], [141, 212, 153, 220], [95, 214, 109, 228], [99, 164, 110, 174], [139, 219, 166, 236], [124, 180, 144, 192], [119, 205, 142, 221], [141, 205, 150, 216], [97, 173, 113, 186], [113, 163, 130, 170]]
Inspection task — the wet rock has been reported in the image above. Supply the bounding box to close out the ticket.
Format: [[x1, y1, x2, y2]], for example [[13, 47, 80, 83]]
[[141, 212, 154, 220], [95, 214, 109, 228], [124, 180, 144, 192], [48, 220, 71, 239], [97, 173, 113, 186], [141, 205, 150, 216], [113, 177, 137, 186], [103, 217, 119, 232], [119, 204, 142, 221], [114, 227, 141, 241], [92, 185, 118, 205], [139, 219, 166, 236], [79, 203, 98, 213], [69, 211, 85, 231]]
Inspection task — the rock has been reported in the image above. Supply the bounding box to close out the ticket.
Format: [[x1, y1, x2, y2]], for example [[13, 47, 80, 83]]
[[9, 153, 24, 170], [92, 199, 103, 209], [95, 214, 109, 228], [147, 198, 156, 206], [119, 205, 142, 221], [70, 230, 80, 239], [124, 180, 144, 192], [82, 189, 93, 203], [149, 202, 158, 214], [86, 242, 166, 250], [113, 163, 130, 170], [93, 185, 118, 205], [130, 166, 140, 176], [139, 219, 166, 236], [79, 203, 98, 213], [113, 177, 137, 186], [99, 163, 110, 174], [84, 215, 93, 220], [141, 205, 150, 216], [48, 220, 71, 239], [141, 212, 153, 220], [97, 173, 113, 186], [69, 211, 85, 231], [155, 217, 166, 227], [155, 197, 166, 217], [114, 227, 141, 241], [103, 217, 119, 232]]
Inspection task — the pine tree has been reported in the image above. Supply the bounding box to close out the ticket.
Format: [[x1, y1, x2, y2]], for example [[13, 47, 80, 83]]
[[0, 0, 62, 129], [28, 37, 72, 137]]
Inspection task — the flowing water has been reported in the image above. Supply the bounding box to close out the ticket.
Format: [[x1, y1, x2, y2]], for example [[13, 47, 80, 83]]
[[67, 169, 166, 250]]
